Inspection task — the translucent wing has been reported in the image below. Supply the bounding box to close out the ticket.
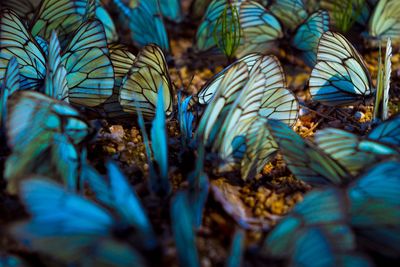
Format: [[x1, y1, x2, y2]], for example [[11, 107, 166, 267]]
[[30, 0, 87, 47], [264, 188, 351, 257], [236, 1, 283, 57], [241, 117, 278, 180], [0, 0, 41, 19], [0, 57, 19, 129], [214, 69, 266, 170], [266, 120, 349, 185], [99, 44, 136, 119], [197, 53, 261, 105], [196, 62, 249, 143], [159, 0, 183, 22], [119, 44, 173, 119], [368, 0, 400, 45], [129, 0, 170, 51], [314, 128, 399, 175], [368, 114, 400, 146], [0, 10, 46, 90], [62, 20, 114, 107], [255, 55, 299, 125], [195, 0, 227, 52], [45, 31, 69, 101], [292, 10, 330, 67], [309, 31, 373, 106], [269, 0, 308, 31]]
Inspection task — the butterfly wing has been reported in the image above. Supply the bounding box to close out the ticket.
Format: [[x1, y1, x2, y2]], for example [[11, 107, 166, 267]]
[[45, 31, 69, 101], [95, 4, 119, 43], [159, 0, 183, 22], [197, 53, 261, 105], [119, 45, 173, 119], [309, 31, 373, 106], [129, 0, 170, 52], [0, 10, 46, 90], [62, 20, 114, 107], [266, 120, 349, 185], [314, 128, 399, 175], [236, 1, 283, 57], [292, 10, 330, 67], [368, 114, 400, 146], [0, 57, 19, 129], [368, 0, 400, 45], [269, 0, 308, 31], [30, 0, 87, 47]]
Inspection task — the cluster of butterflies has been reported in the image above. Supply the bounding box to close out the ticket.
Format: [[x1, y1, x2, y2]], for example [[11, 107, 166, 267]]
[[0, 0, 400, 266]]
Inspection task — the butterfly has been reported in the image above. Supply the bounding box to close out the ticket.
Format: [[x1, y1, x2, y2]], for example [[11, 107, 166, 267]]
[[268, 0, 309, 31], [0, 10, 114, 107], [11, 177, 148, 267], [5, 91, 90, 192], [0, 57, 19, 131], [0, 0, 41, 20], [265, 119, 400, 186], [126, 0, 170, 52], [264, 159, 400, 263], [196, 55, 298, 179], [195, 0, 283, 57], [368, 0, 400, 45], [292, 10, 330, 67], [226, 230, 245, 267], [159, 0, 184, 23], [309, 31, 374, 106], [119, 44, 174, 120]]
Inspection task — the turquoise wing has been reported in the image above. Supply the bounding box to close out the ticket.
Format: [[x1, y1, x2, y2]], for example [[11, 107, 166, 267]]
[[0, 10, 46, 90], [195, 0, 226, 52], [269, 0, 308, 30], [62, 20, 114, 107], [159, 0, 184, 22], [129, 0, 170, 52], [226, 230, 245, 267], [236, 1, 283, 57], [197, 53, 261, 105], [368, 0, 400, 45], [309, 31, 374, 106], [241, 116, 277, 180], [292, 10, 330, 67], [314, 127, 399, 175], [95, 3, 119, 43], [45, 31, 69, 101], [0, 57, 19, 129], [30, 0, 87, 47], [368, 114, 400, 146], [119, 44, 173, 119], [265, 120, 350, 186]]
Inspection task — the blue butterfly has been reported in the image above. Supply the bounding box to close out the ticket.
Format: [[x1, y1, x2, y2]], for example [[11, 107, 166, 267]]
[[11, 177, 147, 267], [226, 229, 245, 267], [309, 31, 374, 106], [0, 57, 19, 131], [159, 0, 183, 22], [266, 119, 400, 186]]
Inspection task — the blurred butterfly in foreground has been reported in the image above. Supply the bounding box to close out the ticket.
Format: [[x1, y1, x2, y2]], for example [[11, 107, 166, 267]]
[[266, 118, 400, 186], [196, 55, 298, 180], [0, 10, 114, 107], [5, 91, 90, 193], [264, 159, 400, 261], [11, 173, 150, 267], [195, 0, 283, 57], [309, 31, 374, 106]]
